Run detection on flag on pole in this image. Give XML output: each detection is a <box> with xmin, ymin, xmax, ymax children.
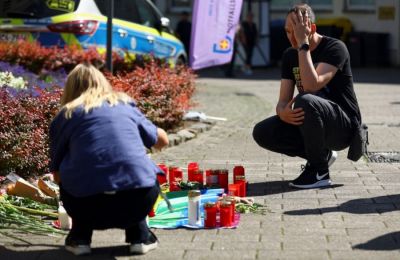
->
<box><xmin>189</xmin><ymin>0</ymin><xmax>243</xmax><ymax>70</ymax></box>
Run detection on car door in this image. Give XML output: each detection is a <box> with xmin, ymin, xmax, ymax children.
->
<box><xmin>94</xmin><ymin>0</ymin><xmax>154</xmax><ymax>56</ymax></box>
<box><xmin>134</xmin><ymin>0</ymin><xmax>175</xmax><ymax>60</ymax></box>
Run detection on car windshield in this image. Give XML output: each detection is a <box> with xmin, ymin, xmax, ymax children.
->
<box><xmin>0</xmin><ymin>0</ymin><xmax>80</xmax><ymax>18</ymax></box>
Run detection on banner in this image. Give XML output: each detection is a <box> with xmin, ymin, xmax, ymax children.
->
<box><xmin>190</xmin><ymin>0</ymin><xmax>243</xmax><ymax>70</ymax></box>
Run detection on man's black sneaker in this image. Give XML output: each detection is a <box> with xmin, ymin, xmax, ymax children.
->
<box><xmin>129</xmin><ymin>229</ymin><xmax>158</xmax><ymax>254</ymax></box>
<box><xmin>289</xmin><ymin>164</ymin><xmax>331</xmax><ymax>189</ymax></box>
<box><xmin>328</xmin><ymin>150</ymin><xmax>337</xmax><ymax>167</ymax></box>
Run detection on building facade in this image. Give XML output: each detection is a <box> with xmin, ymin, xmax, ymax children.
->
<box><xmin>153</xmin><ymin>0</ymin><xmax>400</xmax><ymax>66</ymax></box>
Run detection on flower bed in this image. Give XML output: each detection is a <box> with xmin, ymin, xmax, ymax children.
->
<box><xmin>0</xmin><ymin>41</ymin><xmax>196</xmax><ymax>179</ymax></box>
<box><xmin>0</xmin><ymin>61</ymin><xmax>67</xmax><ymax>92</ymax></box>
<box><xmin>0</xmin><ymin>40</ymin><xmax>156</xmax><ymax>74</ymax></box>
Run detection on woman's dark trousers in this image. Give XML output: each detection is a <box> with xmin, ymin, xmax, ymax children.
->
<box><xmin>60</xmin><ymin>184</ymin><xmax>159</xmax><ymax>245</ymax></box>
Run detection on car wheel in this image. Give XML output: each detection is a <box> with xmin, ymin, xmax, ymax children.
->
<box><xmin>176</xmin><ymin>56</ymin><xmax>186</xmax><ymax>66</ymax></box>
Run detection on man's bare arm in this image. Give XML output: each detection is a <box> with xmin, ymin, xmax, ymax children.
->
<box><xmin>276</xmin><ymin>79</ymin><xmax>305</xmax><ymax>125</ymax></box>
<box><xmin>298</xmin><ymin>51</ymin><xmax>338</xmax><ymax>92</ymax></box>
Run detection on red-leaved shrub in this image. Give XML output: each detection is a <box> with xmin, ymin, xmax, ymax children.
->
<box><xmin>109</xmin><ymin>61</ymin><xmax>196</xmax><ymax>129</ymax></box>
<box><xmin>0</xmin><ymin>41</ymin><xmax>197</xmax><ymax>178</ymax></box>
<box><xmin>0</xmin><ymin>40</ymin><xmax>155</xmax><ymax>74</ymax></box>
<box><xmin>0</xmin><ymin>88</ymin><xmax>62</xmax><ymax>178</ymax></box>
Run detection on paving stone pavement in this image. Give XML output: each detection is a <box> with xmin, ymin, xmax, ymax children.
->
<box><xmin>1</xmin><ymin>67</ymin><xmax>400</xmax><ymax>260</ymax></box>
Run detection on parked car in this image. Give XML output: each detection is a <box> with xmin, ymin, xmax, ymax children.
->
<box><xmin>0</xmin><ymin>0</ymin><xmax>187</xmax><ymax>65</ymax></box>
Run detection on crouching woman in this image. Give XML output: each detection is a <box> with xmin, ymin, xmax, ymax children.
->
<box><xmin>49</xmin><ymin>63</ymin><xmax>169</xmax><ymax>256</ymax></box>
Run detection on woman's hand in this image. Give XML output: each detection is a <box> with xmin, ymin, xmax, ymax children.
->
<box><xmin>278</xmin><ymin>98</ymin><xmax>304</xmax><ymax>125</ymax></box>
<box><xmin>153</xmin><ymin>128</ymin><xmax>169</xmax><ymax>150</ymax></box>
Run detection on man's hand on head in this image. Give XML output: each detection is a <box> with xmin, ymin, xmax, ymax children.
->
<box><xmin>290</xmin><ymin>10</ymin><xmax>311</xmax><ymax>48</ymax></box>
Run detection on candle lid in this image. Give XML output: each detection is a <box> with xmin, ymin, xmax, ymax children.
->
<box><xmin>219</xmin><ymin>169</ymin><xmax>228</xmax><ymax>174</ymax></box>
<box><xmin>224</xmin><ymin>196</ymin><xmax>236</xmax><ymax>201</ymax></box>
<box><xmin>221</xmin><ymin>200</ymin><xmax>232</xmax><ymax>207</ymax></box>
<box><xmin>188</xmin><ymin>190</ymin><xmax>201</xmax><ymax>197</ymax></box>
<box><xmin>233</xmin><ymin>165</ymin><xmax>245</xmax><ymax>174</ymax></box>
<box><xmin>169</xmin><ymin>166</ymin><xmax>180</xmax><ymax>171</ymax></box>
<box><xmin>204</xmin><ymin>202</ymin><xmax>216</xmax><ymax>207</ymax></box>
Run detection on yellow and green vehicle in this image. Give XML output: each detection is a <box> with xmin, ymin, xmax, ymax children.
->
<box><xmin>0</xmin><ymin>0</ymin><xmax>187</xmax><ymax>64</ymax></box>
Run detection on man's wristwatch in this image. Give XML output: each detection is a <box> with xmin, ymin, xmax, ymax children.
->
<box><xmin>298</xmin><ymin>43</ymin><xmax>310</xmax><ymax>52</ymax></box>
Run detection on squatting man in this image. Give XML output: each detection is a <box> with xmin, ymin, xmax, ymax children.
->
<box><xmin>253</xmin><ymin>4</ymin><xmax>362</xmax><ymax>189</ymax></box>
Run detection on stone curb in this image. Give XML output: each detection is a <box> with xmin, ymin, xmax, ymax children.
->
<box><xmin>149</xmin><ymin>121</ymin><xmax>215</xmax><ymax>154</ymax></box>
<box><xmin>168</xmin><ymin>121</ymin><xmax>215</xmax><ymax>147</ymax></box>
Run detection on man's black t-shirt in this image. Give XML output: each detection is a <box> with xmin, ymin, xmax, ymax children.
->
<box><xmin>281</xmin><ymin>36</ymin><xmax>361</xmax><ymax>124</ymax></box>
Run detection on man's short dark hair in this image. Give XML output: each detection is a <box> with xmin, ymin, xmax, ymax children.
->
<box><xmin>288</xmin><ymin>3</ymin><xmax>316</xmax><ymax>23</ymax></box>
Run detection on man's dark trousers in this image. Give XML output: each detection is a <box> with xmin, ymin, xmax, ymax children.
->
<box><xmin>253</xmin><ymin>93</ymin><xmax>354</xmax><ymax>170</ymax></box>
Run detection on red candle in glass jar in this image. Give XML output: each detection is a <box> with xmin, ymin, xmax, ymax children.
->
<box><xmin>218</xmin><ymin>169</ymin><xmax>229</xmax><ymax>192</ymax></box>
<box><xmin>224</xmin><ymin>196</ymin><xmax>236</xmax><ymax>223</ymax></box>
<box><xmin>192</xmin><ymin>170</ymin><xmax>204</xmax><ymax>184</ymax></box>
<box><xmin>220</xmin><ymin>201</ymin><xmax>232</xmax><ymax>227</ymax></box>
<box><xmin>205</xmin><ymin>169</ymin><xmax>218</xmax><ymax>187</ymax></box>
<box><xmin>228</xmin><ymin>183</ymin><xmax>240</xmax><ymax>196</ymax></box>
<box><xmin>233</xmin><ymin>165</ymin><xmax>245</xmax><ymax>183</ymax></box>
<box><xmin>169</xmin><ymin>167</ymin><xmax>183</xmax><ymax>191</ymax></box>
<box><xmin>157</xmin><ymin>164</ymin><xmax>168</xmax><ymax>185</ymax></box>
<box><xmin>169</xmin><ymin>166</ymin><xmax>179</xmax><ymax>184</ymax></box>
<box><xmin>187</xmin><ymin>162</ymin><xmax>199</xmax><ymax>182</ymax></box>
<box><xmin>204</xmin><ymin>202</ymin><xmax>217</xmax><ymax>228</ymax></box>
<box><xmin>234</xmin><ymin>175</ymin><xmax>246</xmax><ymax>197</ymax></box>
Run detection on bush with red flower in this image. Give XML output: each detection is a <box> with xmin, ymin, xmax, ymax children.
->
<box><xmin>0</xmin><ymin>40</ymin><xmax>196</xmax><ymax>179</ymax></box>
<box><xmin>0</xmin><ymin>40</ymin><xmax>156</xmax><ymax>74</ymax></box>
<box><xmin>0</xmin><ymin>88</ymin><xmax>62</xmax><ymax>178</ymax></box>
<box><xmin>109</xmin><ymin>61</ymin><xmax>196</xmax><ymax>129</ymax></box>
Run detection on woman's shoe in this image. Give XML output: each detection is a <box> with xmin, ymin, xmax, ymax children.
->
<box><xmin>65</xmin><ymin>240</ymin><xmax>91</xmax><ymax>256</ymax></box>
<box><xmin>129</xmin><ymin>229</ymin><xmax>158</xmax><ymax>254</ymax></box>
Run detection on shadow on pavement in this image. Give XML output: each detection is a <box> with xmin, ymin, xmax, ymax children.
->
<box><xmin>246</xmin><ymin>180</ymin><xmax>343</xmax><ymax>196</ymax></box>
<box><xmin>283</xmin><ymin>194</ymin><xmax>400</xmax><ymax>215</ymax></box>
<box><xmin>353</xmin><ymin>232</ymin><xmax>400</xmax><ymax>251</ymax></box>
<box><xmin>197</xmin><ymin>66</ymin><xmax>281</xmax><ymax>81</ymax></box>
<box><xmin>0</xmin><ymin>244</ymin><xmax>138</xmax><ymax>259</ymax></box>
<box><xmin>282</xmin><ymin>195</ymin><xmax>400</xmax><ymax>251</ymax></box>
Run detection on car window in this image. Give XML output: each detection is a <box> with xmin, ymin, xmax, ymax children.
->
<box><xmin>134</xmin><ymin>0</ymin><xmax>159</xmax><ymax>28</ymax></box>
<box><xmin>94</xmin><ymin>0</ymin><xmax>140</xmax><ymax>24</ymax></box>
<box><xmin>0</xmin><ymin>0</ymin><xmax>79</xmax><ymax>18</ymax></box>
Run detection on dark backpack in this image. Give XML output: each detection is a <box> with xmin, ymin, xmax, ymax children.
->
<box><xmin>347</xmin><ymin>123</ymin><xmax>369</xmax><ymax>161</ymax></box>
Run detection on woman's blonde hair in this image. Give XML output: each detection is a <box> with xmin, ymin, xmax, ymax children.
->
<box><xmin>61</xmin><ymin>63</ymin><xmax>131</xmax><ymax>118</ymax></box>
